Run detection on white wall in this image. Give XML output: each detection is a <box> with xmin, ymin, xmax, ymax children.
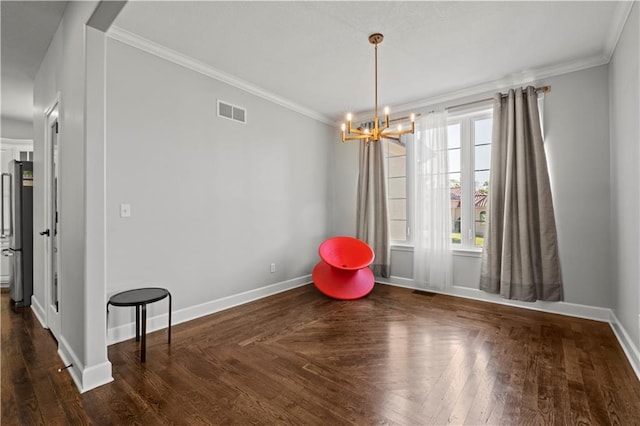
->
<box><xmin>609</xmin><ymin>2</ymin><xmax>639</xmax><ymax>349</ymax></box>
<box><xmin>332</xmin><ymin>64</ymin><xmax>613</xmax><ymax>310</ymax></box>
<box><xmin>1</xmin><ymin>117</ymin><xmax>33</xmax><ymax>140</ymax></box>
<box><xmin>104</xmin><ymin>38</ymin><xmax>334</xmax><ymax>328</ymax></box>
<box><xmin>32</xmin><ymin>9</ymin><xmax>63</xmax><ymax>327</ymax></box>
<box><xmin>33</xmin><ymin>1</ymin><xmax>112</xmax><ymax>392</ymax></box>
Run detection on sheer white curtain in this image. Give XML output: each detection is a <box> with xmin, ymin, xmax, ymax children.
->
<box><xmin>413</xmin><ymin>111</ymin><xmax>452</xmax><ymax>289</ymax></box>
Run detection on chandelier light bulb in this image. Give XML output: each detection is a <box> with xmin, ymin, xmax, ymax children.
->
<box><xmin>347</xmin><ymin>113</ymin><xmax>353</xmax><ymax>122</ymax></box>
<box><xmin>410</xmin><ymin>113</ymin><xmax>415</xmax><ymax>122</ymax></box>
<box><xmin>384</xmin><ymin>106</ymin><xmax>390</xmax><ymax>116</ymax></box>
<box><xmin>341</xmin><ymin>123</ymin><xmax>346</xmax><ymax>131</ymax></box>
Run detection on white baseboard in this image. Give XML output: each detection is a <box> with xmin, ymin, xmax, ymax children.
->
<box><xmin>108</xmin><ymin>275</ymin><xmax>312</xmax><ymax>345</ymax></box>
<box><xmin>31</xmin><ymin>295</ymin><xmax>47</xmax><ymax>328</ymax></box>
<box><xmin>377</xmin><ymin>276</ymin><xmax>611</xmax><ymax>322</ymax></box>
<box><xmin>609</xmin><ymin>311</ymin><xmax>640</xmax><ymax>380</ymax></box>
<box><xmin>58</xmin><ymin>335</ymin><xmax>114</xmax><ymax>393</ymax></box>
<box><xmin>57</xmin><ymin>335</ymin><xmax>85</xmax><ymax>392</ymax></box>
<box><xmin>81</xmin><ymin>362</ymin><xmax>114</xmax><ymax>393</ymax></box>
<box><xmin>378</xmin><ymin>276</ymin><xmax>640</xmax><ymax>381</ymax></box>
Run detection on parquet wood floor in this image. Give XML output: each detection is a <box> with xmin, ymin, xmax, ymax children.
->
<box><xmin>2</xmin><ymin>284</ymin><xmax>640</xmax><ymax>425</ymax></box>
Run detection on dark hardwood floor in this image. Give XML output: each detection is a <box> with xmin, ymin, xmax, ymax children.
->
<box><xmin>2</xmin><ymin>284</ymin><xmax>640</xmax><ymax>425</ymax></box>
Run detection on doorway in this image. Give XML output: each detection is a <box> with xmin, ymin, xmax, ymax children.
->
<box><xmin>44</xmin><ymin>102</ymin><xmax>60</xmax><ymax>340</ymax></box>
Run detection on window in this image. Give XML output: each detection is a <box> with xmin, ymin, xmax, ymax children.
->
<box><xmin>383</xmin><ymin>106</ymin><xmax>493</xmax><ymax>250</ymax></box>
<box><xmin>383</xmin><ymin>138</ymin><xmax>410</xmax><ymax>243</ymax></box>
<box><xmin>448</xmin><ymin>108</ymin><xmax>493</xmax><ymax>249</ymax></box>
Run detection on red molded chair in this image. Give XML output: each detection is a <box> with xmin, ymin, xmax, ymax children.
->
<box><xmin>312</xmin><ymin>236</ymin><xmax>375</xmax><ymax>300</ymax></box>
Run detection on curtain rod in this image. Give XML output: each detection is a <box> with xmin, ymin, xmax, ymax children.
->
<box><xmin>360</xmin><ymin>113</ymin><xmax>422</xmax><ymax>126</ymax></box>
<box><xmin>389</xmin><ymin>113</ymin><xmax>422</xmax><ymax>124</ymax></box>
<box><xmin>446</xmin><ymin>85</ymin><xmax>551</xmax><ymax>111</ymax></box>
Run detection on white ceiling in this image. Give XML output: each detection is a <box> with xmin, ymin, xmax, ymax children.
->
<box><xmin>112</xmin><ymin>1</ymin><xmax>631</xmax><ymax>122</ymax></box>
<box><xmin>1</xmin><ymin>1</ymin><xmax>67</xmax><ymax>123</ymax></box>
<box><xmin>0</xmin><ymin>1</ymin><xmax>632</xmax><ymax>125</ymax></box>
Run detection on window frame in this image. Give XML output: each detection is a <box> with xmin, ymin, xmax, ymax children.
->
<box><xmin>384</xmin><ymin>105</ymin><xmax>493</xmax><ymax>253</ymax></box>
<box><xmin>383</xmin><ymin>133</ymin><xmax>414</xmax><ymax>245</ymax></box>
<box><xmin>447</xmin><ymin>106</ymin><xmax>493</xmax><ymax>251</ymax></box>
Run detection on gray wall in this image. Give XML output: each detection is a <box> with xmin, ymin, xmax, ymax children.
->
<box><xmin>105</xmin><ymin>38</ymin><xmax>334</xmax><ymax>325</ymax></box>
<box><xmin>609</xmin><ymin>3</ymin><xmax>639</xmax><ymax>348</ymax></box>
<box><xmin>332</xmin><ymin>64</ymin><xmax>613</xmax><ymax>310</ymax></box>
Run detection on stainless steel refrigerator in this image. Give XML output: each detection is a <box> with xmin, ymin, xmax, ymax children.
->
<box><xmin>1</xmin><ymin>160</ymin><xmax>33</xmax><ymax>307</ymax></box>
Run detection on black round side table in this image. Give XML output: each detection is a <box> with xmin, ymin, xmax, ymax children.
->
<box><xmin>107</xmin><ymin>287</ymin><xmax>172</xmax><ymax>362</ymax></box>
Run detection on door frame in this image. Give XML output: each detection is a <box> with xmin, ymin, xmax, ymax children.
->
<box><xmin>43</xmin><ymin>97</ymin><xmax>61</xmax><ymax>339</ymax></box>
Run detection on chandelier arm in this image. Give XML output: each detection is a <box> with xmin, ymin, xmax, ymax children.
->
<box><xmin>343</xmin><ymin>134</ymin><xmax>371</xmax><ymax>142</ymax></box>
<box><xmin>381</xmin><ymin>127</ymin><xmax>415</xmax><ymax>138</ymax></box>
<box><xmin>349</xmin><ymin>128</ymin><xmax>372</xmax><ymax>136</ymax></box>
<box><xmin>382</xmin><ymin>121</ymin><xmax>415</xmax><ymax>137</ymax></box>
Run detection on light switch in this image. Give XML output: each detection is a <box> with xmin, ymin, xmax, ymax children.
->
<box><xmin>120</xmin><ymin>203</ymin><xmax>131</xmax><ymax>218</ymax></box>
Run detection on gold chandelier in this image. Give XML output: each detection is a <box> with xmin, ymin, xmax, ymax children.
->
<box><xmin>341</xmin><ymin>33</ymin><xmax>415</xmax><ymax>143</ymax></box>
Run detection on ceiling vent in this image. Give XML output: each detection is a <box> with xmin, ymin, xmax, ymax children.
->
<box><xmin>217</xmin><ymin>100</ymin><xmax>246</xmax><ymax>124</ymax></box>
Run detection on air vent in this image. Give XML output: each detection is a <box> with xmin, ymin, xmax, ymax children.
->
<box><xmin>217</xmin><ymin>100</ymin><xmax>246</xmax><ymax>124</ymax></box>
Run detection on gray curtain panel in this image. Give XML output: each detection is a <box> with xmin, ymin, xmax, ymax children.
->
<box><xmin>356</xmin><ymin>134</ymin><xmax>391</xmax><ymax>278</ymax></box>
<box><xmin>479</xmin><ymin>87</ymin><xmax>563</xmax><ymax>301</ymax></box>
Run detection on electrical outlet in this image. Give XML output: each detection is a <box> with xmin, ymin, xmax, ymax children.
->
<box><xmin>120</xmin><ymin>203</ymin><xmax>131</xmax><ymax>218</ymax></box>
<box><xmin>270</xmin><ymin>263</ymin><xmax>276</xmax><ymax>273</ymax></box>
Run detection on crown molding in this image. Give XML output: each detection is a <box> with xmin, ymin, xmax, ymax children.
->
<box><xmin>604</xmin><ymin>0</ymin><xmax>636</xmax><ymax>62</ymax></box>
<box><xmin>350</xmin><ymin>53</ymin><xmax>611</xmax><ymax>123</ymax></box>
<box><xmin>1</xmin><ymin>137</ymin><xmax>33</xmax><ymax>145</ymax></box>
<box><xmin>106</xmin><ymin>26</ymin><xmax>334</xmax><ymax>125</ymax></box>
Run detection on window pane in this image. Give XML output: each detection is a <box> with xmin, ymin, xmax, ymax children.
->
<box><xmin>474</xmin><ymin>171</ymin><xmax>489</xmax><ymax>247</ymax></box>
<box><xmin>384</xmin><ymin>138</ymin><xmax>408</xmax><ymax>243</ymax></box>
<box><xmin>474</xmin><ymin>118</ymin><xmax>492</xmax><ymax>145</ymax></box>
<box><xmin>390</xmin><ymin>220</ymin><xmax>407</xmax><ymax>242</ymax></box>
<box><xmin>449</xmin><ymin>172</ymin><xmax>461</xmax><ymax>189</ymax></box>
<box><xmin>448</xmin><ymin>148</ymin><xmax>461</xmax><ymax>173</ymax></box>
<box><xmin>475</xmin><ymin>144</ymin><xmax>491</xmax><ymax>171</ymax></box>
<box><xmin>388</xmin><ymin>177</ymin><xmax>406</xmax><ymax>199</ymax></box>
<box><xmin>389</xmin><ymin>199</ymin><xmax>406</xmax><ymax>221</ymax></box>
<box><xmin>447</xmin><ymin>123</ymin><xmax>461</xmax><ymax>148</ymax></box>
<box><xmin>474</xmin><ymin>170</ymin><xmax>490</xmax><ymax>191</ymax></box>
<box><xmin>449</xmin><ymin>173</ymin><xmax>461</xmax><ymax>245</ymax></box>
<box><xmin>387</xmin><ymin>141</ymin><xmax>405</xmax><ymax>156</ymax></box>
<box><xmin>388</xmin><ymin>156</ymin><xmax>406</xmax><ymax>178</ymax></box>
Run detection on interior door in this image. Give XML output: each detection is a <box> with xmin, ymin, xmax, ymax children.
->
<box><xmin>45</xmin><ymin>104</ymin><xmax>60</xmax><ymax>340</ymax></box>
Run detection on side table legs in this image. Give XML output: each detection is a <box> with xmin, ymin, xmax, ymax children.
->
<box><xmin>141</xmin><ymin>303</ymin><xmax>147</xmax><ymax>362</ymax></box>
<box><xmin>168</xmin><ymin>292</ymin><xmax>172</xmax><ymax>344</ymax></box>
<box><xmin>135</xmin><ymin>305</ymin><xmax>140</xmax><ymax>342</ymax></box>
